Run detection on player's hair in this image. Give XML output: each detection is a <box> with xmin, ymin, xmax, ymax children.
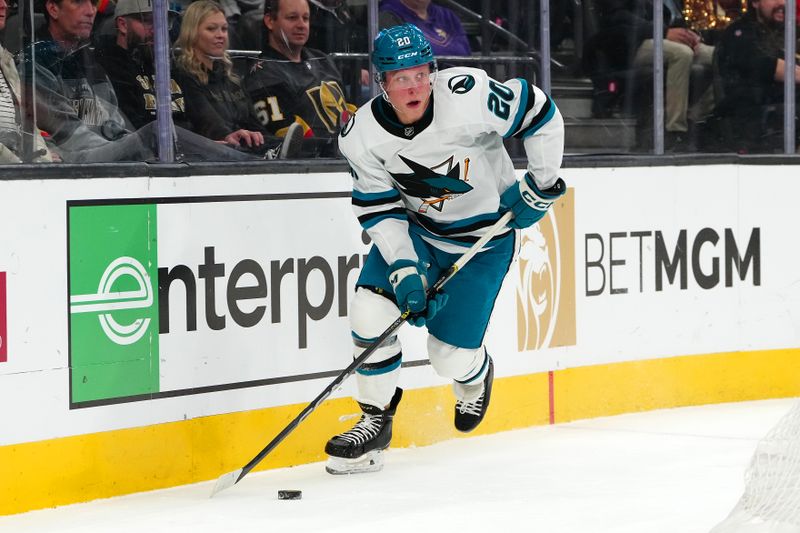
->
<box><xmin>174</xmin><ymin>0</ymin><xmax>236</xmax><ymax>85</ymax></box>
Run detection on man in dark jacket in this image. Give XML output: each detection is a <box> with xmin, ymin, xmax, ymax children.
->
<box><xmin>94</xmin><ymin>0</ymin><xmax>187</xmax><ymax>130</ymax></box>
<box><xmin>714</xmin><ymin>0</ymin><xmax>800</xmax><ymax>152</ymax></box>
<box><xmin>244</xmin><ymin>0</ymin><xmax>356</xmax><ymax>157</ymax></box>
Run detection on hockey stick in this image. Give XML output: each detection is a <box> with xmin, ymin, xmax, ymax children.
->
<box><xmin>210</xmin><ymin>211</ymin><xmax>514</xmax><ymax>497</ymax></box>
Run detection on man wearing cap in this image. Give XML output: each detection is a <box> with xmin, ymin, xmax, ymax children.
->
<box><xmin>94</xmin><ymin>0</ymin><xmax>187</xmax><ymax>130</ymax></box>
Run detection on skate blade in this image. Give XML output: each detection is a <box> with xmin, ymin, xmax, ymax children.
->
<box><xmin>325</xmin><ymin>450</ymin><xmax>384</xmax><ymax>475</ymax></box>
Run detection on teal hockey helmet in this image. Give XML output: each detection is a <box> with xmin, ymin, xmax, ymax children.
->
<box><xmin>372</xmin><ymin>24</ymin><xmax>436</xmax><ymax>75</ymax></box>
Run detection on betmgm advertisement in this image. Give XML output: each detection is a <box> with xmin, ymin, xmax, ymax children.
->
<box><xmin>66</xmin><ymin>189</ymin><xmax>576</xmax><ymax>410</ymax></box>
<box><xmin>513</xmin><ymin>190</ymin><xmax>575</xmax><ymax>352</ymax></box>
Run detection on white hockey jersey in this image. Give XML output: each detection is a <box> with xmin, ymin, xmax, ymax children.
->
<box><xmin>338</xmin><ymin>66</ymin><xmax>564</xmax><ymax>265</ymax></box>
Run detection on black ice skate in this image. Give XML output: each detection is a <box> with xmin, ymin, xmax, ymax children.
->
<box><xmin>454</xmin><ymin>356</ymin><xmax>494</xmax><ymax>433</ymax></box>
<box><xmin>325</xmin><ymin>387</ymin><xmax>403</xmax><ymax>475</ymax></box>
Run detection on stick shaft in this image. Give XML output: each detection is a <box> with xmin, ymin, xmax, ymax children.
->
<box><xmin>236</xmin><ymin>311</ymin><xmax>407</xmax><ymax>481</ymax></box>
<box><xmin>218</xmin><ymin>212</ymin><xmax>513</xmax><ymax>491</ymax></box>
<box><xmin>431</xmin><ymin>212</ymin><xmax>513</xmax><ymax>293</ymax></box>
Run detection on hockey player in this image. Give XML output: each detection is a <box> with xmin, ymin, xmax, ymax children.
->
<box><xmin>325</xmin><ymin>23</ymin><xmax>566</xmax><ymax>474</ymax></box>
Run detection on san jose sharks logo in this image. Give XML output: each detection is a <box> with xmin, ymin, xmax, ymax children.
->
<box><xmin>448</xmin><ymin>74</ymin><xmax>475</xmax><ymax>94</ymax></box>
<box><xmin>388</xmin><ymin>155</ymin><xmax>473</xmax><ymax>213</ymax></box>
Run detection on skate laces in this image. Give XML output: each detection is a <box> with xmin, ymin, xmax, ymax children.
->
<box><xmin>339</xmin><ymin>414</ymin><xmax>383</xmax><ymax>445</ymax></box>
<box><xmin>456</xmin><ymin>394</ymin><xmax>484</xmax><ymax>416</ymax></box>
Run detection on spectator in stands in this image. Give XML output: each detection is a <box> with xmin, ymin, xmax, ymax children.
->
<box><xmin>713</xmin><ymin>0</ymin><xmax>800</xmax><ymax>152</ymax></box>
<box><xmin>25</xmin><ymin>0</ymin><xmax>268</xmax><ymax>162</ymax></box>
<box><xmin>174</xmin><ymin>0</ymin><xmax>302</xmax><ymax>156</ymax></box>
<box><xmin>0</xmin><ymin>0</ymin><xmax>52</xmax><ymax>163</ymax></box>
<box><xmin>221</xmin><ymin>2</ymin><xmax>263</xmax><ymax>51</ymax></box>
<box><xmin>22</xmin><ymin>0</ymin><xmax>157</xmax><ymax>162</ymax></box>
<box><xmin>244</xmin><ymin>0</ymin><xmax>356</xmax><ymax>157</ymax></box>
<box><xmin>378</xmin><ymin>0</ymin><xmax>471</xmax><ymax>56</ymax></box>
<box><xmin>595</xmin><ymin>0</ymin><xmax>715</xmax><ymax>150</ymax></box>
<box><xmin>94</xmin><ymin>0</ymin><xmax>188</xmax><ymax>130</ymax></box>
<box><xmin>92</xmin><ymin>0</ymin><xmax>180</xmax><ymax>49</ymax></box>
<box><xmin>306</xmin><ymin>0</ymin><xmax>365</xmax><ymax>54</ymax></box>
<box><xmin>306</xmin><ymin>0</ymin><xmax>370</xmax><ymax>105</ymax></box>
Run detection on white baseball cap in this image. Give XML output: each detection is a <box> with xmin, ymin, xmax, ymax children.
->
<box><xmin>114</xmin><ymin>0</ymin><xmax>153</xmax><ymax>17</ymax></box>
<box><xmin>115</xmin><ymin>0</ymin><xmax>177</xmax><ymax>18</ymax></box>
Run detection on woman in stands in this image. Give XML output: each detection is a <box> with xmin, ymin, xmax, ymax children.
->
<box><xmin>174</xmin><ymin>0</ymin><xmax>300</xmax><ymax>157</ymax></box>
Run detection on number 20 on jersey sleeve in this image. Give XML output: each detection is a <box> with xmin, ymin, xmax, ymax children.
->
<box><xmin>487</xmin><ymin>80</ymin><xmax>515</xmax><ymax>120</ymax></box>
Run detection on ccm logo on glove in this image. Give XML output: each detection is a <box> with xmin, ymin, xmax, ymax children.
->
<box><xmin>500</xmin><ymin>173</ymin><xmax>566</xmax><ymax>230</ymax></box>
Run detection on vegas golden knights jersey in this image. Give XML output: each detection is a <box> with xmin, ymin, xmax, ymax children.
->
<box><xmin>244</xmin><ymin>46</ymin><xmax>357</xmax><ymax>142</ymax></box>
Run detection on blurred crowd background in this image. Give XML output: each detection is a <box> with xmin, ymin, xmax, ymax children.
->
<box><xmin>0</xmin><ymin>0</ymin><xmax>796</xmax><ymax>163</ymax></box>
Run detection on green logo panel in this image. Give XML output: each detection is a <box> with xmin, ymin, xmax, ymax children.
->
<box><xmin>69</xmin><ymin>204</ymin><xmax>159</xmax><ymax>405</ymax></box>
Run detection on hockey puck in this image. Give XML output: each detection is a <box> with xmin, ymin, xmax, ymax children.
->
<box><xmin>277</xmin><ymin>490</ymin><xmax>302</xmax><ymax>500</ymax></box>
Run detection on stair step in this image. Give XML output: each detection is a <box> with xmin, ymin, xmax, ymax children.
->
<box><xmin>551</xmin><ymin>81</ymin><xmax>593</xmax><ymax>96</ymax></box>
<box><xmin>564</xmin><ymin>117</ymin><xmax>638</xmax><ymax>152</ymax></box>
<box><xmin>555</xmin><ymin>97</ymin><xmax>593</xmax><ymax>120</ymax></box>
<box><xmin>551</xmin><ymin>80</ymin><xmax>594</xmax><ymax>118</ymax></box>
<box><xmin>564</xmin><ymin>117</ymin><xmax>638</xmax><ymax>128</ymax></box>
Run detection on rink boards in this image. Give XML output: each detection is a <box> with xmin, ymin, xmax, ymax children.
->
<box><xmin>1</xmin><ymin>163</ymin><xmax>799</xmax><ymax>514</ymax></box>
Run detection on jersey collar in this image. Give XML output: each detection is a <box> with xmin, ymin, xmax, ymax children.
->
<box><xmin>372</xmin><ymin>93</ymin><xmax>434</xmax><ymax>140</ymax></box>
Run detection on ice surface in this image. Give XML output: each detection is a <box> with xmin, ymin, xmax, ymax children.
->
<box><xmin>1</xmin><ymin>398</ymin><xmax>794</xmax><ymax>533</ymax></box>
